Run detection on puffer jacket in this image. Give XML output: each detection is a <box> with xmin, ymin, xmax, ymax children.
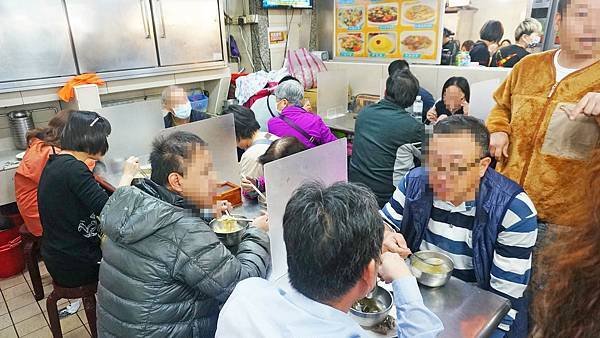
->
<box><xmin>96</xmin><ymin>179</ymin><xmax>271</xmax><ymax>338</ymax></box>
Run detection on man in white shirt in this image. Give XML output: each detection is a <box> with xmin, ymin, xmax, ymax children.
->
<box><xmin>226</xmin><ymin>105</ymin><xmax>278</xmax><ymax>179</ymax></box>
<box><xmin>216</xmin><ymin>182</ymin><xmax>443</xmax><ymax>338</ymax></box>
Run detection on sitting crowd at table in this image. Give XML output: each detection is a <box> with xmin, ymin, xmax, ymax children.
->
<box><xmin>10</xmin><ymin>0</ymin><xmax>598</xmax><ymax>336</ymax></box>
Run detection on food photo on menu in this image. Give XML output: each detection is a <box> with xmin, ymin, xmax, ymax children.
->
<box><xmin>338</xmin><ymin>32</ymin><xmax>365</xmax><ymax>56</ymax></box>
<box><xmin>337</xmin><ymin>6</ymin><xmax>365</xmax><ymax>29</ymax></box>
<box><xmin>368</xmin><ymin>32</ymin><xmax>398</xmax><ymax>57</ymax></box>
<box><xmin>367</xmin><ymin>4</ymin><xmax>399</xmax><ymax>26</ymax></box>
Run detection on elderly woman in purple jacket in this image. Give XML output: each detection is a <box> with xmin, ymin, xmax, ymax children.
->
<box><xmin>267</xmin><ymin>80</ymin><xmax>338</xmax><ymax>149</ymax></box>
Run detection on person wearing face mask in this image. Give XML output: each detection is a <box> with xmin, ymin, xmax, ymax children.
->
<box><xmin>491</xmin><ymin>18</ymin><xmax>543</xmax><ymax>68</ymax></box>
<box><xmin>37</xmin><ymin>111</ymin><xmax>140</xmax><ymax>288</ymax></box>
<box><xmin>470</xmin><ymin>20</ymin><xmax>505</xmax><ymax>66</ymax></box>
<box><xmin>425</xmin><ymin>77</ymin><xmax>470</xmax><ymax>125</ymax></box>
<box><xmin>267</xmin><ymin>80</ymin><xmax>338</xmax><ymax>149</ymax></box>
<box><xmin>161</xmin><ymin>85</ymin><xmax>208</xmax><ymax>128</ymax></box>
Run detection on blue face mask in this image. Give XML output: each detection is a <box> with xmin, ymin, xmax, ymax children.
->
<box><xmin>172</xmin><ymin>101</ymin><xmax>192</xmax><ymax>119</ymax></box>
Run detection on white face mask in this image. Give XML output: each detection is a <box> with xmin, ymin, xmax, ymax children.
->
<box><xmin>172</xmin><ymin>101</ymin><xmax>192</xmax><ymax>119</ymax></box>
<box><xmin>527</xmin><ymin>35</ymin><xmax>541</xmax><ymax>48</ymax></box>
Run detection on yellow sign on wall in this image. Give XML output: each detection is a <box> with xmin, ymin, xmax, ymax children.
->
<box><xmin>334</xmin><ymin>0</ymin><xmax>444</xmax><ymax>64</ymax></box>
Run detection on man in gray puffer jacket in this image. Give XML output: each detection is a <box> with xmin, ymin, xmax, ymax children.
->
<box><xmin>97</xmin><ymin>131</ymin><xmax>271</xmax><ymax>337</ymax></box>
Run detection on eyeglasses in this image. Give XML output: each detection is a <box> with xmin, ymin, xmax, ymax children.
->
<box><xmin>426</xmin><ymin>157</ymin><xmax>484</xmax><ymax>176</ymax></box>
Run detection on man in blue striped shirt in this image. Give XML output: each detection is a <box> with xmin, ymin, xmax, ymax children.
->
<box><xmin>381</xmin><ymin>116</ymin><xmax>537</xmax><ymax>338</ymax></box>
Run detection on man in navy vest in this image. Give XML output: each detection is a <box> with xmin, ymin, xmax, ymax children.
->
<box><xmin>380</xmin><ymin>116</ymin><xmax>537</xmax><ymax>338</ymax></box>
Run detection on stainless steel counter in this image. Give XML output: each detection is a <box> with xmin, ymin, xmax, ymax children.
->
<box><xmin>324</xmin><ymin>113</ymin><xmax>356</xmax><ymax>134</ymax></box>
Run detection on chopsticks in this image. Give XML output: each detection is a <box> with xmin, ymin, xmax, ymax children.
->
<box><xmin>241</xmin><ymin>175</ymin><xmax>267</xmax><ymax>200</ymax></box>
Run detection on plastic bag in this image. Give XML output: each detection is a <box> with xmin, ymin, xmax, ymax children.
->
<box><xmin>286</xmin><ymin>48</ymin><xmax>327</xmax><ymax>90</ymax></box>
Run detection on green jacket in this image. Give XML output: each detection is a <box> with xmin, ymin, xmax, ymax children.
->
<box><xmin>97</xmin><ymin>180</ymin><xmax>270</xmax><ymax>337</ymax></box>
<box><xmin>349</xmin><ymin>99</ymin><xmax>424</xmax><ymax>207</ymax></box>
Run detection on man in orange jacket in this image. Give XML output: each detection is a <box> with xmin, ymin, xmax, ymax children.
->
<box><xmin>487</xmin><ymin>0</ymin><xmax>599</xmax><ymax>228</ymax></box>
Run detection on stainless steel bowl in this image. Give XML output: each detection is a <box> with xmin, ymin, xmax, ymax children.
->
<box><xmin>209</xmin><ymin>217</ymin><xmax>249</xmax><ymax>247</ymax></box>
<box><xmin>409</xmin><ymin>250</ymin><xmax>454</xmax><ymax>287</ymax></box>
<box><xmin>349</xmin><ymin>286</ymin><xmax>393</xmax><ymax>327</ymax></box>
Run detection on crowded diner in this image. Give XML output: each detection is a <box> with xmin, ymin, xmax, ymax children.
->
<box><xmin>0</xmin><ymin>0</ymin><xmax>598</xmax><ymax>337</ymax></box>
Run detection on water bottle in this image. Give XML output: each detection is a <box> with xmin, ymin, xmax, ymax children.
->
<box><xmin>412</xmin><ymin>95</ymin><xmax>423</xmax><ymax>121</ymax></box>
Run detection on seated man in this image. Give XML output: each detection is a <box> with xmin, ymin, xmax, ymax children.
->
<box><xmin>162</xmin><ymin>85</ymin><xmax>208</xmax><ymax>128</ymax></box>
<box><xmin>381</xmin><ymin>116</ymin><xmax>537</xmax><ymax>337</ymax></box>
<box><xmin>97</xmin><ymin>131</ymin><xmax>271</xmax><ymax>337</ymax></box>
<box><xmin>216</xmin><ymin>181</ymin><xmax>443</xmax><ymax>337</ymax></box>
<box><xmin>226</xmin><ymin>104</ymin><xmax>279</xmax><ymax>178</ymax></box>
<box><xmin>350</xmin><ymin>69</ymin><xmax>424</xmax><ymax>207</ymax></box>
<box><xmin>388</xmin><ymin>59</ymin><xmax>435</xmax><ymax>114</ymax></box>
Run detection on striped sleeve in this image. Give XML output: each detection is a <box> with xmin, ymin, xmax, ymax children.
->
<box><xmin>490</xmin><ymin>192</ymin><xmax>538</xmax><ymax>334</ymax></box>
<box><xmin>380</xmin><ymin>175</ymin><xmax>408</xmax><ymax>232</ymax></box>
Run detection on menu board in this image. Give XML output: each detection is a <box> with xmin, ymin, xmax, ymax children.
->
<box><xmin>334</xmin><ymin>0</ymin><xmax>443</xmax><ymax>64</ymax></box>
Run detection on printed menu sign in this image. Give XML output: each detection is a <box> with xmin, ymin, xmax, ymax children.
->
<box><xmin>335</xmin><ymin>0</ymin><xmax>443</xmax><ymax>64</ymax></box>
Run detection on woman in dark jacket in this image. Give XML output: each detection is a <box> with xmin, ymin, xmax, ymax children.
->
<box><xmin>37</xmin><ymin>110</ymin><xmax>139</xmax><ymax>288</ymax></box>
<box><xmin>425</xmin><ymin>77</ymin><xmax>470</xmax><ymax>125</ymax></box>
<box><xmin>470</xmin><ymin>20</ymin><xmax>504</xmax><ymax>66</ymax></box>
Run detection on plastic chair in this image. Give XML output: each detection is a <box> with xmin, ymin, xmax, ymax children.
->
<box><xmin>19</xmin><ymin>225</ymin><xmax>44</xmax><ymax>300</ymax></box>
<box><xmin>46</xmin><ymin>281</ymin><xmax>97</xmax><ymax>338</ymax></box>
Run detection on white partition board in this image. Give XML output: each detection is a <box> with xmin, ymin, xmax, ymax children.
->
<box><xmin>100</xmin><ymin>99</ymin><xmax>164</xmax><ymax>165</ymax></box>
<box><xmin>160</xmin><ymin>114</ymin><xmax>239</xmax><ymax>184</ymax></box>
<box><xmin>469</xmin><ymin>78</ymin><xmax>501</xmax><ymax>121</ymax></box>
<box><xmin>264</xmin><ymin>138</ymin><xmax>348</xmax><ymax>280</ymax></box>
<box><xmin>317</xmin><ymin>71</ymin><xmax>349</xmax><ymax>119</ymax></box>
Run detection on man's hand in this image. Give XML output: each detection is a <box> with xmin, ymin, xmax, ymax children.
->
<box><xmin>382</xmin><ymin>231</ymin><xmax>411</xmax><ymax>258</ymax></box>
<box><xmin>490</xmin><ymin>131</ymin><xmax>510</xmax><ymax>160</ymax></box>
<box><xmin>214</xmin><ymin>200</ymin><xmax>233</xmax><ymax>218</ymax></box>
<box><xmin>567</xmin><ymin>92</ymin><xmax>600</xmax><ymax>125</ymax></box>
<box><xmin>379</xmin><ymin>252</ymin><xmax>412</xmax><ymax>283</ymax></box>
<box><xmin>252</xmin><ymin>213</ymin><xmax>269</xmax><ymax>232</ymax></box>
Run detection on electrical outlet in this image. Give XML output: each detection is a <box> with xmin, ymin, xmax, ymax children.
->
<box><xmin>231</xmin><ymin>15</ymin><xmax>259</xmax><ymax>25</ymax></box>
<box><xmin>245</xmin><ymin>14</ymin><xmax>259</xmax><ymax>24</ymax></box>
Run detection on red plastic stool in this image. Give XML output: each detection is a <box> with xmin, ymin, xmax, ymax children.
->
<box><xmin>46</xmin><ymin>281</ymin><xmax>97</xmax><ymax>338</ymax></box>
<box><xmin>19</xmin><ymin>225</ymin><xmax>44</xmax><ymax>300</ymax></box>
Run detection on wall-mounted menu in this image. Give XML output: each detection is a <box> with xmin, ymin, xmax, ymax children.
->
<box><xmin>334</xmin><ymin>0</ymin><xmax>443</xmax><ymax>64</ymax></box>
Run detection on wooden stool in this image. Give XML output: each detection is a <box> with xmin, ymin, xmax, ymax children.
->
<box><xmin>18</xmin><ymin>225</ymin><xmax>44</xmax><ymax>301</ymax></box>
<box><xmin>46</xmin><ymin>281</ymin><xmax>97</xmax><ymax>338</ymax></box>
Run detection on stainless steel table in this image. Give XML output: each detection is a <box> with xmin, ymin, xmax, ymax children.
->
<box><xmin>419</xmin><ymin>277</ymin><xmax>510</xmax><ymax>338</ymax></box>
<box><xmin>324</xmin><ymin>113</ymin><xmax>357</xmax><ymax>134</ymax></box>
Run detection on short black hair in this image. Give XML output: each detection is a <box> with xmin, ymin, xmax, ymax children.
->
<box><xmin>480</xmin><ymin>20</ymin><xmax>504</xmax><ymax>43</ymax></box>
<box><xmin>443</xmin><ymin>27</ymin><xmax>454</xmax><ymax>38</ymax></box>
<box><xmin>461</xmin><ymin>40</ymin><xmax>475</xmax><ymax>51</ymax></box>
<box><xmin>501</xmin><ymin>39</ymin><xmax>512</xmax><ymax>45</ymax></box>
<box><xmin>385</xmin><ymin>70</ymin><xmax>420</xmax><ymax>108</ymax></box>
<box><xmin>442</xmin><ymin>76</ymin><xmax>470</xmax><ymax>102</ymax></box>
<box><xmin>283</xmin><ymin>181</ymin><xmax>384</xmax><ymax>302</ymax></box>
<box><xmin>278</xmin><ymin>75</ymin><xmax>301</xmax><ymax>85</ymax></box>
<box><xmin>150</xmin><ymin>131</ymin><xmax>207</xmax><ymax>186</ymax></box>
<box><xmin>432</xmin><ymin>115</ymin><xmax>490</xmax><ymax>158</ymax></box>
<box><xmin>557</xmin><ymin>0</ymin><xmax>570</xmax><ymax>16</ymax></box>
<box><xmin>224</xmin><ymin>105</ymin><xmax>260</xmax><ymax>141</ymax></box>
<box><xmin>258</xmin><ymin>137</ymin><xmax>306</xmax><ymax>165</ymax></box>
<box><xmin>387</xmin><ymin>59</ymin><xmax>410</xmax><ymax>76</ymax></box>
<box><xmin>60</xmin><ymin>110</ymin><xmax>111</xmax><ymax>156</ymax></box>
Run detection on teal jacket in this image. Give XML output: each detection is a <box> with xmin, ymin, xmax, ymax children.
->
<box><xmin>349</xmin><ymin>99</ymin><xmax>424</xmax><ymax>206</ymax></box>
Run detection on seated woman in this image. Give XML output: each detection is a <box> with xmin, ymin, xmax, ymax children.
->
<box><xmin>37</xmin><ymin>110</ymin><xmax>139</xmax><ymax>288</ymax></box>
<box><xmin>241</xmin><ymin>137</ymin><xmax>306</xmax><ymax>198</ymax></box>
<box><xmin>425</xmin><ymin>76</ymin><xmax>470</xmax><ymax>125</ymax></box>
<box><xmin>162</xmin><ymin>85</ymin><xmax>207</xmax><ymax>128</ymax></box>
<box><xmin>267</xmin><ymin>80</ymin><xmax>338</xmax><ymax>149</ymax></box>
<box><xmin>15</xmin><ymin>110</ymin><xmax>73</xmax><ymax>237</ymax></box>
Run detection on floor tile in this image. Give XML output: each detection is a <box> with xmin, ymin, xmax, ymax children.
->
<box><xmin>2</xmin><ymin>283</ymin><xmax>31</xmax><ymax>301</ymax></box>
<box><xmin>40</xmin><ymin>276</ymin><xmax>52</xmax><ymax>287</ymax></box>
<box><xmin>0</xmin><ymin>275</ymin><xmax>26</xmax><ymax>290</ymax></box>
<box><xmin>15</xmin><ymin>313</ymin><xmax>46</xmax><ymax>336</ymax></box>
<box><xmin>10</xmin><ymin>302</ymin><xmax>41</xmax><ymax>324</ymax></box>
<box><xmin>0</xmin><ymin>313</ymin><xmax>12</xmax><ymax>330</ymax></box>
<box><xmin>6</xmin><ymin>292</ymin><xmax>35</xmax><ymax>312</ymax></box>
<box><xmin>21</xmin><ymin>326</ymin><xmax>52</xmax><ymax>338</ymax></box>
<box><xmin>64</xmin><ymin>326</ymin><xmax>91</xmax><ymax>338</ymax></box>
<box><xmin>0</xmin><ymin>301</ymin><xmax>7</xmax><ymax>316</ymax></box>
<box><xmin>0</xmin><ymin>326</ymin><xmax>17</xmax><ymax>338</ymax></box>
<box><xmin>77</xmin><ymin>310</ymin><xmax>88</xmax><ymax>325</ymax></box>
<box><xmin>59</xmin><ymin>315</ymin><xmax>83</xmax><ymax>334</ymax></box>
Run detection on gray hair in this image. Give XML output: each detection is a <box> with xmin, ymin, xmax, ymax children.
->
<box><xmin>274</xmin><ymin>80</ymin><xmax>304</xmax><ymax>106</ymax></box>
<box><xmin>515</xmin><ymin>18</ymin><xmax>543</xmax><ymax>42</ymax></box>
<box><xmin>161</xmin><ymin>85</ymin><xmax>185</xmax><ymax>108</ymax></box>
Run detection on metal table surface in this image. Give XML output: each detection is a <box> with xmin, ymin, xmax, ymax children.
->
<box><xmin>324</xmin><ymin>113</ymin><xmax>357</xmax><ymax>134</ymax></box>
<box><xmin>418</xmin><ymin>277</ymin><xmax>510</xmax><ymax>338</ymax></box>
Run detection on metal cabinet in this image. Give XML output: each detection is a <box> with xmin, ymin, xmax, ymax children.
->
<box><xmin>65</xmin><ymin>0</ymin><xmax>159</xmax><ymax>73</ymax></box>
<box><xmin>151</xmin><ymin>0</ymin><xmax>224</xmax><ymax>66</ymax></box>
<box><xmin>0</xmin><ymin>0</ymin><xmax>77</xmax><ymax>83</ymax></box>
